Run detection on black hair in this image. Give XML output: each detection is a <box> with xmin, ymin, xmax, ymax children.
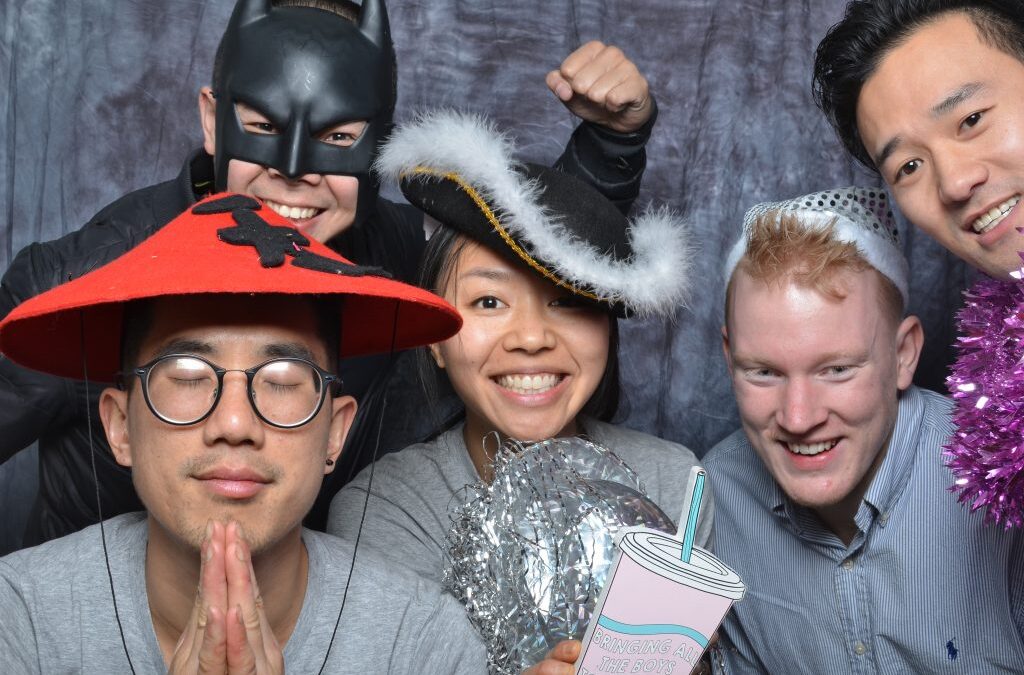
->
<box><xmin>415</xmin><ymin>227</ymin><xmax>622</xmax><ymax>435</ymax></box>
<box><xmin>119</xmin><ymin>295</ymin><xmax>342</xmax><ymax>379</ymax></box>
<box><xmin>813</xmin><ymin>0</ymin><xmax>1024</xmax><ymax>170</ymax></box>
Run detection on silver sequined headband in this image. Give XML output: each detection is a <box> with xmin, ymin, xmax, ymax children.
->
<box><xmin>723</xmin><ymin>187</ymin><xmax>909</xmax><ymax>305</ymax></box>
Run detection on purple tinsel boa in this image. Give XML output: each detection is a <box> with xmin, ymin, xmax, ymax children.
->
<box><xmin>946</xmin><ymin>275</ymin><xmax>1024</xmax><ymax>528</ymax></box>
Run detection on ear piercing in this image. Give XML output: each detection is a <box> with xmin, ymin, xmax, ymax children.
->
<box><xmin>326</xmin><ymin>459</ymin><xmax>335</xmax><ymax>466</ymax></box>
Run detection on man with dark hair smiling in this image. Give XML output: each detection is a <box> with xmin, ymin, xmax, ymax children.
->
<box><xmin>813</xmin><ymin>0</ymin><xmax>1024</xmax><ymax>279</ymax></box>
<box><xmin>0</xmin><ymin>0</ymin><xmax>661</xmax><ymax>549</ymax></box>
<box><xmin>0</xmin><ymin>194</ymin><xmax>490</xmax><ymax>672</ymax></box>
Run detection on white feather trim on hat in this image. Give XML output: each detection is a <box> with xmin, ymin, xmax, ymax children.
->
<box><xmin>374</xmin><ymin>110</ymin><xmax>692</xmax><ymax>317</ymax></box>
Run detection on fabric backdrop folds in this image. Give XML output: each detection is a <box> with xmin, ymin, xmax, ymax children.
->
<box><xmin>0</xmin><ymin>0</ymin><xmax>969</xmax><ymax>554</ymax></box>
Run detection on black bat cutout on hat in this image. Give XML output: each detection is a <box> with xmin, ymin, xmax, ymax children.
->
<box><xmin>216</xmin><ymin>206</ymin><xmax>391</xmax><ymax>278</ymax></box>
<box><xmin>219</xmin><ymin>209</ymin><xmax>311</xmax><ymax>268</ymax></box>
<box><xmin>191</xmin><ymin>194</ymin><xmax>262</xmax><ymax>215</ymax></box>
<box><xmin>291</xmin><ymin>249</ymin><xmax>389</xmax><ymax>278</ymax></box>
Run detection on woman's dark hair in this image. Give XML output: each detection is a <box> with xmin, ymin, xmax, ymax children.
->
<box><xmin>415</xmin><ymin>227</ymin><xmax>622</xmax><ymax>435</ymax></box>
<box><xmin>813</xmin><ymin>0</ymin><xmax>1024</xmax><ymax>170</ymax></box>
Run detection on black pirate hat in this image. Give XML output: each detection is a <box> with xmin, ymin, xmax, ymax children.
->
<box><xmin>375</xmin><ymin>111</ymin><xmax>692</xmax><ymax>317</ymax></box>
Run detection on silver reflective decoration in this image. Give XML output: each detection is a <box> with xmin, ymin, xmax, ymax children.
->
<box><xmin>443</xmin><ymin>436</ymin><xmax>675</xmax><ymax>674</ymax></box>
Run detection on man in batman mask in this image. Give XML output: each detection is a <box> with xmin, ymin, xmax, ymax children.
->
<box><xmin>0</xmin><ymin>0</ymin><xmax>659</xmax><ymax>548</ymax></box>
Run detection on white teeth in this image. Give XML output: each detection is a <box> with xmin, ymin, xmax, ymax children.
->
<box><xmin>786</xmin><ymin>440</ymin><xmax>838</xmax><ymax>456</ymax></box>
<box><xmin>266</xmin><ymin>200</ymin><xmax>318</xmax><ymax>221</ymax></box>
<box><xmin>496</xmin><ymin>373</ymin><xmax>561</xmax><ymax>395</ymax></box>
<box><xmin>973</xmin><ymin>195</ymin><xmax>1020</xmax><ymax>234</ymax></box>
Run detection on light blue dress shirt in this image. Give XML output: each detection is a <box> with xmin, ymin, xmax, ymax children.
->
<box><xmin>704</xmin><ymin>386</ymin><xmax>1024</xmax><ymax>674</ymax></box>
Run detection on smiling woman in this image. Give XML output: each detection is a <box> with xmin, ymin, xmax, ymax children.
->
<box><xmin>422</xmin><ymin>232</ymin><xmax>613</xmax><ymax>480</ymax></box>
<box><xmin>327</xmin><ymin>111</ymin><xmax>714</xmax><ymax>587</ymax></box>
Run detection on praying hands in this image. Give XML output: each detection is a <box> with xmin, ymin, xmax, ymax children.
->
<box><xmin>168</xmin><ymin>521</ymin><xmax>285</xmax><ymax>675</ymax></box>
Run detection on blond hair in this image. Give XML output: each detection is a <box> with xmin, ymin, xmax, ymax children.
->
<box><xmin>725</xmin><ymin>209</ymin><xmax>904</xmax><ymax>324</ymax></box>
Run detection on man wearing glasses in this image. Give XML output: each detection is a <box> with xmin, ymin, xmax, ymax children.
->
<box><xmin>0</xmin><ymin>0</ymin><xmax>659</xmax><ymax>549</ymax></box>
<box><xmin>0</xmin><ymin>195</ymin><xmax>490</xmax><ymax>672</ymax></box>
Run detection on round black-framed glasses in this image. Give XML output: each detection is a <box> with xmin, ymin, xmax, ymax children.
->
<box><xmin>130</xmin><ymin>354</ymin><xmax>339</xmax><ymax>429</ymax></box>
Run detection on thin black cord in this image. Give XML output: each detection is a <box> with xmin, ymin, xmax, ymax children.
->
<box><xmin>317</xmin><ymin>301</ymin><xmax>401</xmax><ymax>674</ymax></box>
<box><xmin>81</xmin><ymin>311</ymin><xmax>137</xmax><ymax>675</ymax></box>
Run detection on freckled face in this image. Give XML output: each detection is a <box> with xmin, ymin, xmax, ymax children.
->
<box><xmin>724</xmin><ymin>269</ymin><xmax>916</xmax><ymax>515</ymax></box>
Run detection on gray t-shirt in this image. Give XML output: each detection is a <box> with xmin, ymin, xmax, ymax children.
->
<box><xmin>328</xmin><ymin>418</ymin><xmax>713</xmax><ymax>582</ymax></box>
<box><xmin>0</xmin><ymin>512</ymin><xmax>487</xmax><ymax>674</ymax></box>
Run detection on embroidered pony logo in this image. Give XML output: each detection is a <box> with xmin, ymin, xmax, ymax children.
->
<box><xmin>946</xmin><ymin>638</ymin><xmax>958</xmax><ymax>661</ymax></box>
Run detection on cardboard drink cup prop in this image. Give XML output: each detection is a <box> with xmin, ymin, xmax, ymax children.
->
<box><xmin>575</xmin><ymin>468</ymin><xmax>745</xmax><ymax>675</ymax></box>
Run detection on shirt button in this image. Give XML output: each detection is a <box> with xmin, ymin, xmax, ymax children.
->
<box><xmin>842</xmin><ymin>559</ymin><xmax>855</xmax><ymax>570</ymax></box>
<box><xmin>879</xmin><ymin>512</ymin><xmax>890</xmax><ymax>525</ymax></box>
<box><xmin>854</xmin><ymin>641</ymin><xmax>867</xmax><ymax>656</ymax></box>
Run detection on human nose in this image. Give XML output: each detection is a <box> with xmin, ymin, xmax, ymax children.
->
<box><xmin>934</xmin><ymin>145</ymin><xmax>988</xmax><ymax>206</ymax></box>
<box><xmin>776</xmin><ymin>378</ymin><xmax>827</xmax><ymax>435</ymax></box>
<box><xmin>501</xmin><ymin>302</ymin><xmax>557</xmax><ymax>354</ymax></box>
<box><xmin>266</xmin><ymin>164</ymin><xmax>323</xmax><ymax>186</ymax></box>
<box><xmin>202</xmin><ymin>371</ymin><xmax>265</xmax><ymax>448</ymax></box>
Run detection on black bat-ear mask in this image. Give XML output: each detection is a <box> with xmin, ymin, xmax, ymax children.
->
<box><xmin>213</xmin><ymin>0</ymin><xmax>395</xmax><ymax>226</ymax></box>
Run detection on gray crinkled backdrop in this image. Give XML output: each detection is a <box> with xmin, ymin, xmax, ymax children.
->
<box><xmin>0</xmin><ymin>0</ymin><xmax>969</xmax><ymax>552</ymax></box>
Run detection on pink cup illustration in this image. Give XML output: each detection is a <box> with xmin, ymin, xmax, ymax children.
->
<box><xmin>575</xmin><ymin>468</ymin><xmax>746</xmax><ymax>675</ymax></box>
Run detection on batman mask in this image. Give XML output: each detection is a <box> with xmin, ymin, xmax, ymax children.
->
<box><xmin>212</xmin><ymin>0</ymin><xmax>395</xmax><ymax>226</ymax></box>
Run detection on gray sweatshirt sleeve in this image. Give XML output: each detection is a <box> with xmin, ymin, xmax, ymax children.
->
<box><xmin>0</xmin><ymin>560</ymin><xmax>42</xmax><ymax>674</ymax></box>
<box><xmin>388</xmin><ymin>582</ymin><xmax>488</xmax><ymax>674</ymax></box>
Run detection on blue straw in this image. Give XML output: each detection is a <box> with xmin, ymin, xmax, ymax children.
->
<box><xmin>679</xmin><ymin>469</ymin><xmax>706</xmax><ymax>563</ymax></box>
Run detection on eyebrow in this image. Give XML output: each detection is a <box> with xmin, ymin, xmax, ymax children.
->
<box><xmin>931</xmin><ymin>82</ymin><xmax>985</xmax><ymax>118</ymax></box>
<box><xmin>729</xmin><ymin>350</ymin><xmax>869</xmax><ymax>370</ymax></box>
<box><xmin>872</xmin><ymin>82</ymin><xmax>986</xmax><ymax>170</ymax></box>
<box><xmin>812</xmin><ymin>351</ymin><xmax>869</xmax><ymax>366</ymax></box>
<box><xmin>458</xmin><ymin>267</ymin><xmax>512</xmax><ymax>282</ymax></box>
<box><xmin>151</xmin><ymin>338</ymin><xmax>213</xmax><ymax>358</ymax></box>
<box><xmin>874</xmin><ymin>135</ymin><xmax>904</xmax><ymax>172</ymax></box>
<box><xmin>728</xmin><ymin>353</ymin><xmax>769</xmax><ymax>370</ymax></box>
<box><xmin>261</xmin><ymin>342</ymin><xmax>318</xmax><ymax>363</ymax></box>
<box><xmin>148</xmin><ymin>339</ymin><xmax>318</xmax><ymax>365</ymax></box>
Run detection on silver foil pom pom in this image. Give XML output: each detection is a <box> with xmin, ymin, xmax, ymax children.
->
<box><xmin>443</xmin><ymin>436</ymin><xmax>675</xmax><ymax>674</ymax></box>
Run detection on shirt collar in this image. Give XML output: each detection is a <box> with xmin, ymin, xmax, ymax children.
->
<box><xmin>861</xmin><ymin>385</ymin><xmax>926</xmax><ymax>515</ymax></box>
<box><xmin>767</xmin><ymin>385</ymin><xmax>926</xmax><ymax>534</ymax></box>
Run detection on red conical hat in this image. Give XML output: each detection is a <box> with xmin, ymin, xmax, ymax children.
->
<box><xmin>0</xmin><ymin>193</ymin><xmax>461</xmax><ymax>382</ymax></box>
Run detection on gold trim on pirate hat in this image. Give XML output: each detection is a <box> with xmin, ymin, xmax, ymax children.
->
<box><xmin>374</xmin><ymin>111</ymin><xmax>692</xmax><ymax>317</ymax></box>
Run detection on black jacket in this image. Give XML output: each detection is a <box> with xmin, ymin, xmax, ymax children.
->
<box><xmin>0</xmin><ymin>115</ymin><xmax>653</xmax><ymax>547</ymax></box>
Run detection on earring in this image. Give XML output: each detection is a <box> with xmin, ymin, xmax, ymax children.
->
<box><xmin>326</xmin><ymin>459</ymin><xmax>335</xmax><ymax>466</ymax></box>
